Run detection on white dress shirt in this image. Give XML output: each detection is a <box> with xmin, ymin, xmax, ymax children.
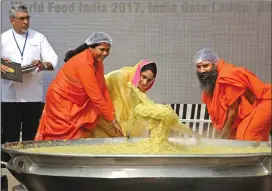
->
<box><xmin>1</xmin><ymin>28</ymin><xmax>58</xmax><ymax>102</ymax></box>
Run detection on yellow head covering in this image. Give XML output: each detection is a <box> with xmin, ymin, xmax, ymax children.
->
<box><xmin>88</xmin><ymin>60</ymin><xmax>156</xmax><ymax>138</ymax></box>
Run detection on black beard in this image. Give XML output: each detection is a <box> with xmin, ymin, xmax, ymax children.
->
<box><xmin>197</xmin><ymin>67</ymin><xmax>218</xmax><ymax>95</ymax></box>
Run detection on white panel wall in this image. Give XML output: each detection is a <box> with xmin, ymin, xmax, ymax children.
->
<box><xmin>1</xmin><ymin>0</ymin><xmax>271</xmax><ymax>103</ymax></box>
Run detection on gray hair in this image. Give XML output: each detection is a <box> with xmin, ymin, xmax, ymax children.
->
<box><xmin>9</xmin><ymin>4</ymin><xmax>28</xmax><ymax>18</ymax></box>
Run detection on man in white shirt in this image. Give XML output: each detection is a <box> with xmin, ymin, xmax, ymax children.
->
<box><xmin>1</xmin><ymin>5</ymin><xmax>58</xmax><ymax>159</ymax></box>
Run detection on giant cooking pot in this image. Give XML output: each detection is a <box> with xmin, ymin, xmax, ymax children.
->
<box><xmin>1</xmin><ymin>138</ymin><xmax>271</xmax><ymax>191</ymax></box>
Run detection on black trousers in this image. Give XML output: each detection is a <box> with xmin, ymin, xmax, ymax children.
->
<box><xmin>1</xmin><ymin>102</ymin><xmax>43</xmax><ymax>163</ymax></box>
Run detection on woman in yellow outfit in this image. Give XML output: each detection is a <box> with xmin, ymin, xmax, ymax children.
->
<box><xmin>89</xmin><ymin>60</ymin><xmax>157</xmax><ymax>138</ymax></box>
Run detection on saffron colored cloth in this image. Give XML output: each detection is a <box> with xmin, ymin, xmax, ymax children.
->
<box><xmin>202</xmin><ymin>60</ymin><xmax>271</xmax><ymax>141</ymax></box>
<box><xmin>35</xmin><ymin>49</ymin><xmax>115</xmax><ymax>140</ymax></box>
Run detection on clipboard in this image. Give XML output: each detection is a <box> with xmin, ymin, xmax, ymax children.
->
<box><xmin>1</xmin><ymin>58</ymin><xmax>22</xmax><ymax>82</ymax></box>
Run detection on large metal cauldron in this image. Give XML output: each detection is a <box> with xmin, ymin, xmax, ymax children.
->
<box><xmin>2</xmin><ymin>138</ymin><xmax>272</xmax><ymax>191</ymax></box>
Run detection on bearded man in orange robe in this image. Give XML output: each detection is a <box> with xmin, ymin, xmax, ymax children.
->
<box><xmin>194</xmin><ymin>48</ymin><xmax>271</xmax><ymax>141</ymax></box>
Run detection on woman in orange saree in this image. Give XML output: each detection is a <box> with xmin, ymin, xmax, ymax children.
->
<box><xmin>35</xmin><ymin>32</ymin><xmax>123</xmax><ymax>141</ymax></box>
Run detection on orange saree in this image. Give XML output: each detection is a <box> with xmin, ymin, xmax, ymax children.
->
<box><xmin>203</xmin><ymin>60</ymin><xmax>271</xmax><ymax>141</ymax></box>
<box><xmin>35</xmin><ymin>49</ymin><xmax>115</xmax><ymax>140</ymax></box>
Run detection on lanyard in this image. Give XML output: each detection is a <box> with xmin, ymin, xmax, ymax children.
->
<box><xmin>12</xmin><ymin>30</ymin><xmax>28</xmax><ymax>62</ymax></box>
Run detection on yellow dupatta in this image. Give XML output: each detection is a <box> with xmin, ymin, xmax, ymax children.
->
<box><xmin>88</xmin><ymin>60</ymin><xmax>156</xmax><ymax>138</ymax></box>
<box><xmin>88</xmin><ymin>60</ymin><xmax>198</xmax><ymax>139</ymax></box>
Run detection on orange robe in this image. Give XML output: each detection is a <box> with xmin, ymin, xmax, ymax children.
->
<box><xmin>202</xmin><ymin>60</ymin><xmax>271</xmax><ymax>141</ymax></box>
<box><xmin>35</xmin><ymin>49</ymin><xmax>115</xmax><ymax>140</ymax></box>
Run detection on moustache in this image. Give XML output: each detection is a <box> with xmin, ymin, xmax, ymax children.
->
<box><xmin>197</xmin><ymin>68</ymin><xmax>218</xmax><ymax>80</ymax></box>
<box><xmin>197</xmin><ymin>72</ymin><xmax>210</xmax><ymax>80</ymax></box>
<box><xmin>197</xmin><ymin>69</ymin><xmax>218</xmax><ymax>95</ymax></box>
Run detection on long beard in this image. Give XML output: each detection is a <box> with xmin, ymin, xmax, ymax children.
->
<box><xmin>197</xmin><ymin>66</ymin><xmax>218</xmax><ymax>96</ymax></box>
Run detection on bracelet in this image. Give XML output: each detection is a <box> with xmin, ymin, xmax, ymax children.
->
<box><xmin>111</xmin><ymin>119</ymin><xmax>116</xmax><ymax>125</ymax></box>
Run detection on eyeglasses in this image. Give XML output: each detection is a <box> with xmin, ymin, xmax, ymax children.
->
<box><xmin>13</xmin><ymin>16</ymin><xmax>31</xmax><ymax>21</ymax></box>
